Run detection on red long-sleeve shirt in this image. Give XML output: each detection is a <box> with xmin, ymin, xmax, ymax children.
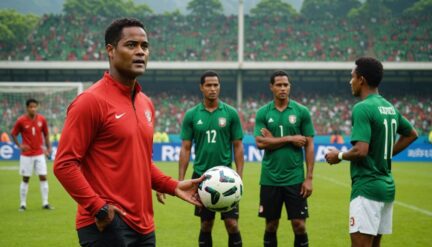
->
<box><xmin>54</xmin><ymin>72</ymin><xmax>178</xmax><ymax>234</ymax></box>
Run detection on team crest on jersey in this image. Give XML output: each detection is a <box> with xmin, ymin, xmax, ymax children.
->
<box><xmin>37</xmin><ymin>121</ymin><xmax>42</xmax><ymax>127</ymax></box>
<box><xmin>218</xmin><ymin>117</ymin><xmax>226</xmax><ymax>127</ymax></box>
<box><xmin>288</xmin><ymin>115</ymin><xmax>296</xmax><ymax>124</ymax></box>
<box><xmin>145</xmin><ymin>111</ymin><xmax>152</xmax><ymax>123</ymax></box>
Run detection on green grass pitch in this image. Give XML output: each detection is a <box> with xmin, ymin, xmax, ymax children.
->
<box><xmin>0</xmin><ymin>161</ymin><xmax>431</xmax><ymax>246</ymax></box>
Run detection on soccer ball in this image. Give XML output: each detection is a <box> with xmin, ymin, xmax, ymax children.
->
<box><xmin>198</xmin><ymin>166</ymin><xmax>243</xmax><ymax>212</ymax></box>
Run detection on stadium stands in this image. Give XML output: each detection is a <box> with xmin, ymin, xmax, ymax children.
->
<box><xmin>1</xmin><ymin>14</ymin><xmax>431</xmax><ymax>62</ymax></box>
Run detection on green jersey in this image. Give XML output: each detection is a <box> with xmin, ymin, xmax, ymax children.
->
<box><xmin>181</xmin><ymin>101</ymin><xmax>243</xmax><ymax>176</ymax></box>
<box><xmin>254</xmin><ymin>100</ymin><xmax>315</xmax><ymax>186</ymax></box>
<box><xmin>350</xmin><ymin>94</ymin><xmax>414</xmax><ymax>202</ymax></box>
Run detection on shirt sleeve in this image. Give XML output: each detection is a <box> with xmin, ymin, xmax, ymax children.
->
<box><xmin>151</xmin><ymin>162</ymin><xmax>178</xmax><ymax>195</ymax></box>
<box><xmin>230</xmin><ymin>108</ymin><xmax>244</xmax><ymax>141</ymax></box>
<box><xmin>180</xmin><ymin>110</ymin><xmax>193</xmax><ymax>141</ymax></box>
<box><xmin>53</xmin><ymin>93</ymin><xmax>106</xmax><ymax>216</ymax></box>
<box><xmin>301</xmin><ymin>107</ymin><xmax>315</xmax><ymax>137</ymax></box>
<box><xmin>254</xmin><ymin>108</ymin><xmax>266</xmax><ymax>137</ymax></box>
<box><xmin>350</xmin><ymin>104</ymin><xmax>371</xmax><ymax>144</ymax></box>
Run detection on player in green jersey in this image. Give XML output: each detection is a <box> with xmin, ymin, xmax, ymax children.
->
<box><xmin>254</xmin><ymin>70</ymin><xmax>315</xmax><ymax>247</ymax></box>
<box><xmin>159</xmin><ymin>71</ymin><xmax>244</xmax><ymax>247</ymax></box>
<box><xmin>326</xmin><ymin>57</ymin><xmax>418</xmax><ymax>247</ymax></box>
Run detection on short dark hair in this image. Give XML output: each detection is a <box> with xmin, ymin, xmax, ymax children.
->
<box><xmin>26</xmin><ymin>98</ymin><xmax>38</xmax><ymax>107</ymax></box>
<box><xmin>355</xmin><ymin>57</ymin><xmax>383</xmax><ymax>87</ymax></box>
<box><xmin>200</xmin><ymin>71</ymin><xmax>220</xmax><ymax>85</ymax></box>
<box><xmin>270</xmin><ymin>70</ymin><xmax>289</xmax><ymax>84</ymax></box>
<box><xmin>105</xmin><ymin>18</ymin><xmax>145</xmax><ymax>47</ymax></box>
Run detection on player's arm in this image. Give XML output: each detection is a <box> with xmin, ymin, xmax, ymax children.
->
<box><xmin>255</xmin><ymin>128</ymin><xmax>306</xmax><ymax>150</ymax></box>
<box><xmin>301</xmin><ymin>136</ymin><xmax>314</xmax><ymax>198</ymax></box>
<box><xmin>326</xmin><ymin>141</ymin><xmax>369</xmax><ymax>164</ymax></box>
<box><xmin>233</xmin><ymin>139</ymin><xmax>244</xmax><ymax>178</ymax></box>
<box><xmin>393</xmin><ymin>128</ymin><xmax>418</xmax><ymax>156</ymax></box>
<box><xmin>43</xmin><ymin>120</ymin><xmax>52</xmax><ymax>156</ymax></box>
<box><xmin>178</xmin><ymin>140</ymin><xmax>192</xmax><ymax>181</ymax></box>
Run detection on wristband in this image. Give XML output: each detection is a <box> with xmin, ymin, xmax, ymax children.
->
<box><xmin>338</xmin><ymin>152</ymin><xmax>344</xmax><ymax>161</ymax></box>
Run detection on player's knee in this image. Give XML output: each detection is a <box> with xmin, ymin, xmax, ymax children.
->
<box><xmin>224</xmin><ymin>219</ymin><xmax>239</xmax><ymax>233</ymax></box>
<box><xmin>22</xmin><ymin>177</ymin><xmax>30</xmax><ymax>183</ymax></box>
<box><xmin>291</xmin><ymin>219</ymin><xmax>306</xmax><ymax>234</ymax></box>
<box><xmin>39</xmin><ymin>175</ymin><xmax>47</xmax><ymax>181</ymax></box>
<box><xmin>201</xmin><ymin>220</ymin><xmax>214</xmax><ymax>232</ymax></box>
<box><xmin>265</xmin><ymin>220</ymin><xmax>279</xmax><ymax>232</ymax></box>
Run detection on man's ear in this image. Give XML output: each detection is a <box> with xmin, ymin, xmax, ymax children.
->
<box><xmin>106</xmin><ymin>44</ymin><xmax>114</xmax><ymax>60</ymax></box>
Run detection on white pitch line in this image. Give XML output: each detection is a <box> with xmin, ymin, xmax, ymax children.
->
<box><xmin>0</xmin><ymin>166</ymin><xmax>18</xmax><ymax>170</ymax></box>
<box><xmin>316</xmin><ymin>175</ymin><xmax>432</xmax><ymax>217</ymax></box>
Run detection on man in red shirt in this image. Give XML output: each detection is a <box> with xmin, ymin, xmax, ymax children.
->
<box><xmin>54</xmin><ymin>18</ymin><xmax>203</xmax><ymax>246</ymax></box>
<box><xmin>11</xmin><ymin>98</ymin><xmax>52</xmax><ymax>211</ymax></box>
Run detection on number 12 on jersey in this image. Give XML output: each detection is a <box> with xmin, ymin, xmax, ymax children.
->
<box><xmin>206</xmin><ymin>130</ymin><xmax>217</xmax><ymax>143</ymax></box>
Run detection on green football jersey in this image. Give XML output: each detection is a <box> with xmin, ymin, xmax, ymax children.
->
<box><xmin>181</xmin><ymin>101</ymin><xmax>243</xmax><ymax>176</ymax></box>
<box><xmin>254</xmin><ymin>100</ymin><xmax>315</xmax><ymax>186</ymax></box>
<box><xmin>350</xmin><ymin>94</ymin><xmax>414</xmax><ymax>202</ymax></box>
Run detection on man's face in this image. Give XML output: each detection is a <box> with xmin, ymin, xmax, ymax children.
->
<box><xmin>350</xmin><ymin>68</ymin><xmax>362</xmax><ymax>97</ymax></box>
<box><xmin>26</xmin><ymin>102</ymin><xmax>38</xmax><ymax>117</ymax></box>
<box><xmin>270</xmin><ymin>75</ymin><xmax>290</xmax><ymax>100</ymax></box>
<box><xmin>200</xmin><ymin>76</ymin><xmax>220</xmax><ymax>101</ymax></box>
<box><xmin>107</xmin><ymin>26</ymin><xmax>149</xmax><ymax>79</ymax></box>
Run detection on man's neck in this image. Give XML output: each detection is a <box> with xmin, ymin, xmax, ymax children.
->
<box><xmin>204</xmin><ymin>98</ymin><xmax>219</xmax><ymax>112</ymax></box>
<box><xmin>274</xmin><ymin>98</ymin><xmax>289</xmax><ymax>111</ymax></box>
<box><xmin>109</xmin><ymin>69</ymin><xmax>136</xmax><ymax>88</ymax></box>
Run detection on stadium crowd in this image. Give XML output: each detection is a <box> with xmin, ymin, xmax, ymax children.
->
<box><xmin>1</xmin><ymin>14</ymin><xmax>431</xmax><ymax>62</ymax></box>
<box><xmin>1</xmin><ymin>93</ymin><xmax>430</xmax><ymax>141</ymax></box>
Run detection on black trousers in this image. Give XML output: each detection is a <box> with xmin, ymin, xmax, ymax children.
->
<box><xmin>77</xmin><ymin>214</ymin><xmax>155</xmax><ymax>247</ymax></box>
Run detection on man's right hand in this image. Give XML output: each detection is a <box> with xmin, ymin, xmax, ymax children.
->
<box><xmin>20</xmin><ymin>144</ymin><xmax>30</xmax><ymax>152</ymax></box>
<box><xmin>95</xmin><ymin>204</ymin><xmax>126</xmax><ymax>232</ymax></box>
<box><xmin>290</xmin><ymin>135</ymin><xmax>307</xmax><ymax>147</ymax></box>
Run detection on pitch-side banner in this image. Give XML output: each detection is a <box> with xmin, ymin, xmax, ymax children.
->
<box><xmin>1</xmin><ymin>142</ymin><xmax>431</xmax><ymax>162</ymax></box>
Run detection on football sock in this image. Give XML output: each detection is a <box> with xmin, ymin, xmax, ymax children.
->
<box><xmin>20</xmin><ymin>181</ymin><xmax>29</xmax><ymax>206</ymax></box>
<box><xmin>199</xmin><ymin>231</ymin><xmax>212</xmax><ymax>247</ymax></box>
<box><xmin>40</xmin><ymin>180</ymin><xmax>49</xmax><ymax>206</ymax></box>
<box><xmin>294</xmin><ymin>233</ymin><xmax>308</xmax><ymax>247</ymax></box>
<box><xmin>228</xmin><ymin>232</ymin><xmax>242</xmax><ymax>247</ymax></box>
<box><xmin>264</xmin><ymin>231</ymin><xmax>277</xmax><ymax>247</ymax></box>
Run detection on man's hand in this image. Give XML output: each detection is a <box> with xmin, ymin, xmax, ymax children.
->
<box><xmin>20</xmin><ymin>144</ymin><xmax>30</xmax><ymax>152</ymax></box>
<box><xmin>260</xmin><ymin>128</ymin><xmax>273</xmax><ymax>137</ymax></box>
<box><xmin>174</xmin><ymin>176</ymin><xmax>205</xmax><ymax>207</ymax></box>
<box><xmin>325</xmin><ymin>147</ymin><xmax>341</xmax><ymax>165</ymax></box>
<box><xmin>300</xmin><ymin>178</ymin><xmax>313</xmax><ymax>198</ymax></box>
<box><xmin>95</xmin><ymin>204</ymin><xmax>126</xmax><ymax>232</ymax></box>
<box><xmin>44</xmin><ymin>147</ymin><xmax>52</xmax><ymax>158</ymax></box>
<box><xmin>291</xmin><ymin>135</ymin><xmax>307</xmax><ymax>148</ymax></box>
<box><xmin>156</xmin><ymin>192</ymin><xmax>166</xmax><ymax>204</ymax></box>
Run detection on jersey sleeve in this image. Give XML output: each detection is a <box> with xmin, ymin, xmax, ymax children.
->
<box><xmin>180</xmin><ymin>110</ymin><xmax>194</xmax><ymax>141</ymax></box>
<box><xmin>151</xmin><ymin>162</ymin><xmax>178</xmax><ymax>195</ymax></box>
<box><xmin>397</xmin><ymin>111</ymin><xmax>414</xmax><ymax>136</ymax></box>
<box><xmin>254</xmin><ymin>107</ymin><xmax>266</xmax><ymax>137</ymax></box>
<box><xmin>11</xmin><ymin>118</ymin><xmax>22</xmax><ymax>136</ymax></box>
<box><xmin>301</xmin><ymin>107</ymin><xmax>315</xmax><ymax>137</ymax></box>
<box><xmin>53</xmin><ymin>93</ymin><xmax>106</xmax><ymax>216</ymax></box>
<box><xmin>350</xmin><ymin>104</ymin><xmax>371</xmax><ymax>144</ymax></box>
<box><xmin>230</xmin><ymin>108</ymin><xmax>244</xmax><ymax>141</ymax></box>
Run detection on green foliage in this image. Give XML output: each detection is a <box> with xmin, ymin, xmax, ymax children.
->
<box><xmin>301</xmin><ymin>0</ymin><xmax>361</xmax><ymax>19</ymax></box>
<box><xmin>404</xmin><ymin>0</ymin><xmax>432</xmax><ymax>16</ymax></box>
<box><xmin>0</xmin><ymin>9</ymin><xmax>39</xmax><ymax>49</ymax></box>
<box><xmin>187</xmin><ymin>0</ymin><xmax>223</xmax><ymax>17</ymax></box>
<box><xmin>348</xmin><ymin>0</ymin><xmax>391</xmax><ymax>20</ymax></box>
<box><xmin>250</xmin><ymin>0</ymin><xmax>298</xmax><ymax>18</ymax></box>
<box><xmin>1</xmin><ymin>161</ymin><xmax>431</xmax><ymax>246</ymax></box>
<box><xmin>382</xmin><ymin>0</ymin><xmax>418</xmax><ymax>16</ymax></box>
<box><xmin>63</xmin><ymin>0</ymin><xmax>153</xmax><ymax>19</ymax></box>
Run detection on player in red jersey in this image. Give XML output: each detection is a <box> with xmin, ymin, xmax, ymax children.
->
<box><xmin>11</xmin><ymin>98</ymin><xmax>52</xmax><ymax>211</ymax></box>
<box><xmin>54</xmin><ymin>18</ymin><xmax>203</xmax><ymax>246</ymax></box>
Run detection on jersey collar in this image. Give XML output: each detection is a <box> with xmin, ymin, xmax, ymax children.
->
<box><xmin>198</xmin><ymin>101</ymin><xmax>224</xmax><ymax>111</ymax></box>
<box><xmin>270</xmin><ymin>99</ymin><xmax>292</xmax><ymax>111</ymax></box>
<box><xmin>103</xmin><ymin>71</ymin><xmax>142</xmax><ymax>96</ymax></box>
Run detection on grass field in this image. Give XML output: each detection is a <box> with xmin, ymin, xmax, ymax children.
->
<box><xmin>0</xmin><ymin>161</ymin><xmax>431</xmax><ymax>246</ymax></box>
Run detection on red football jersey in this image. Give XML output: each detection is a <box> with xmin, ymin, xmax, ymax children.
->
<box><xmin>11</xmin><ymin>114</ymin><xmax>48</xmax><ymax>156</ymax></box>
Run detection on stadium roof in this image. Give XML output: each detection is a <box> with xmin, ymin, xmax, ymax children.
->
<box><xmin>1</xmin><ymin>61</ymin><xmax>432</xmax><ymax>70</ymax></box>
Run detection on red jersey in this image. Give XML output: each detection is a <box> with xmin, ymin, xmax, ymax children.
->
<box><xmin>54</xmin><ymin>72</ymin><xmax>178</xmax><ymax>234</ymax></box>
<box><xmin>11</xmin><ymin>114</ymin><xmax>48</xmax><ymax>156</ymax></box>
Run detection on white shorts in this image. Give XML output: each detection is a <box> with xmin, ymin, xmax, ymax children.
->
<box><xmin>19</xmin><ymin>154</ymin><xmax>47</xmax><ymax>176</ymax></box>
<box><xmin>349</xmin><ymin>196</ymin><xmax>393</xmax><ymax>235</ymax></box>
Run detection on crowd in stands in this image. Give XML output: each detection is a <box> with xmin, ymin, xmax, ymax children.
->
<box><xmin>1</xmin><ymin>92</ymin><xmax>430</xmax><ymax>142</ymax></box>
<box><xmin>1</xmin><ymin>14</ymin><xmax>431</xmax><ymax>62</ymax></box>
